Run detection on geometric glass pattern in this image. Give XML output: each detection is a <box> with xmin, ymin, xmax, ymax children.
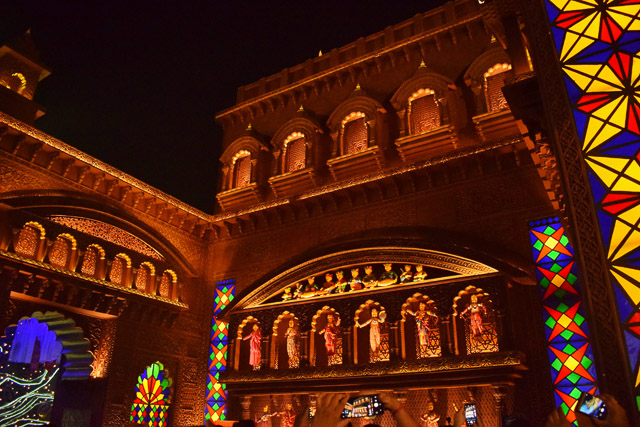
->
<box><xmin>545</xmin><ymin>0</ymin><xmax>640</xmax><ymax>409</ymax></box>
<box><xmin>530</xmin><ymin>218</ymin><xmax>598</xmax><ymax>423</ymax></box>
<box><xmin>130</xmin><ymin>361</ymin><xmax>172</xmax><ymax>427</ymax></box>
<box><xmin>205</xmin><ymin>280</ymin><xmax>235</xmax><ymax>423</ymax></box>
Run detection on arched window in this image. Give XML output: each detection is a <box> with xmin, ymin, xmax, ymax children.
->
<box><xmin>484</xmin><ymin>63</ymin><xmax>513</xmax><ymax>113</ymax></box>
<box><xmin>109</xmin><ymin>253</ymin><xmax>131</xmax><ymax>285</ymax></box>
<box><xmin>159</xmin><ymin>270</ymin><xmax>177</xmax><ymax>298</ymax></box>
<box><xmin>232</xmin><ymin>150</ymin><xmax>252</xmax><ymax>188</ymax></box>
<box><xmin>130</xmin><ymin>361</ymin><xmax>172</xmax><ymax>427</ymax></box>
<box><xmin>135</xmin><ymin>262</ymin><xmax>155</xmax><ymax>292</ymax></box>
<box><xmin>14</xmin><ymin>221</ymin><xmax>45</xmax><ymax>258</ymax></box>
<box><xmin>408</xmin><ymin>88</ymin><xmax>441</xmax><ymax>134</ymax></box>
<box><xmin>341</xmin><ymin>112</ymin><xmax>368</xmax><ymax>155</ymax></box>
<box><xmin>48</xmin><ymin>234</ymin><xmax>76</xmax><ymax>269</ymax></box>
<box><xmin>81</xmin><ymin>244</ymin><xmax>105</xmax><ymax>277</ymax></box>
<box><xmin>284</xmin><ymin>132</ymin><xmax>306</xmax><ymax>172</ymax></box>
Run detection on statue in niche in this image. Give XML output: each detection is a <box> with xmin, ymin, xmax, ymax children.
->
<box><xmin>378</xmin><ymin>263</ymin><xmax>398</xmax><ymax>286</ymax></box>
<box><xmin>413</xmin><ymin>265</ymin><xmax>428</xmax><ymax>281</ymax></box>
<box><xmin>356</xmin><ymin>307</ymin><xmax>386</xmax><ymax>359</ymax></box>
<box><xmin>278</xmin><ymin>403</ymin><xmax>296</xmax><ymax>427</ymax></box>
<box><xmin>318</xmin><ymin>272</ymin><xmax>335</xmax><ymax>295</ymax></box>
<box><xmin>362</xmin><ymin>265</ymin><xmax>377</xmax><ymax>288</ymax></box>
<box><xmin>301</xmin><ymin>277</ymin><xmax>318</xmax><ymax>298</ymax></box>
<box><xmin>243</xmin><ymin>323</ymin><xmax>262</xmax><ymax>369</ymax></box>
<box><xmin>334</xmin><ymin>270</ymin><xmax>349</xmax><ymax>293</ymax></box>
<box><xmin>460</xmin><ymin>294</ymin><xmax>486</xmax><ymax>336</ymax></box>
<box><xmin>281</xmin><ymin>287</ymin><xmax>293</xmax><ymax>301</ymax></box>
<box><xmin>407</xmin><ymin>302</ymin><xmax>438</xmax><ymax>350</ymax></box>
<box><xmin>319</xmin><ymin>314</ymin><xmax>341</xmax><ymax>357</ymax></box>
<box><xmin>349</xmin><ymin>268</ymin><xmax>363</xmax><ymax>290</ymax></box>
<box><xmin>285</xmin><ymin>320</ymin><xmax>299</xmax><ymax>368</ymax></box>
<box><xmin>420</xmin><ymin>401</ymin><xmax>440</xmax><ymax>427</ymax></box>
<box><xmin>400</xmin><ymin>264</ymin><xmax>413</xmax><ymax>283</ymax></box>
<box><xmin>293</xmin><ymin>282</ymin><xmax>304</xmax><ymax>299</ymax></box>
<box><xmin>256</xmin><ymin>405</ymin><xmax>277</xmax><ymax>427</ymax></box>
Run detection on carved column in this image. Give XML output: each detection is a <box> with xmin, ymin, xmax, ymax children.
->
<box><xmin>241</xmin><ymin>395</ymin><xmax>252</xmax><ymax>420</ymax></box>
<box><xmin>492</xmin><ymin>386</ymin><xmax>507</xmax><ymax>427</ymax></box>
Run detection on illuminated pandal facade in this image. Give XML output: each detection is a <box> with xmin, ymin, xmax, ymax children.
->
<box><xmin>1</xmin><ymin>0</ymin><xmax>640</xmax><ymax>426</ymax></box>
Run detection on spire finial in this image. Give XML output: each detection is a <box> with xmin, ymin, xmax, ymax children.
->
<box><xmin>318</xmin><ymin>50</ymin><xmax>323</xmax><ymax>57</ymax></box>
<box><xmin>355</xmin><ymin>83</ymin><xmax>361</xmax><ymax>91</ymax></box>
<box><xmin>298</xmin><ymin>105</ymin><xmax>304</xmax><ymax>112</ymax></box>
<box><xmin>419</xmin><ymin>60</ymin><xmax>426</xmax><ymax>68</ymax></box>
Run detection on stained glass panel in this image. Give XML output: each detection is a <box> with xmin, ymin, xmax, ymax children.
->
<box><xmin>130</xmin><ymin>361</ymin><xmax>172</xmax><ymax>427</ymax></box>
<box><xmin>545</xmin><ymin>0</ymin><xmax>640</xmax><ymax>408</ymax></box>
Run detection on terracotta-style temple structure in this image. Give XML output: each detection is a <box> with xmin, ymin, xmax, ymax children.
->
<box><xmin>1</xmin><ymin>0</ymin><xmax>639</xmax><ymax>425</ymax></box>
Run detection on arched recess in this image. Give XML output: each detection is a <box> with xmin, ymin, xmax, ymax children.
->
<box><xmin>271</xmin><ymin>311</ymin><xmax>300</xmax><ymax>369</ymax></box>
<box><xmin>135</xmin><ymin>261</ymin><xmax>156</xmax><ymax>293</ymax></box>
<box><xmin>130</xmin><ymin>361</ymin><xmax>173</xmax><ymax>427</ymax></box>
<box><xmin>354</xmin><ymin>300</ymin><xmax>389</xmax><ymax>364</ymax></box>
<box><xmin>13</xmin><ymin>220</ymin><xmax>46</xmax><ymax>260</ymax></box>
<box><xmin>109</xmin><ymin>253</ymin><xmax>132</xmax><ymax>286</ymax></box>
<box><xmin>80</xmin><ymin>243</ymin><xmax>106</xmax><ymax>279</ymax></box>
<box><xmin>464</xmin><ymin>45</ymin><xmax>513</xmax><ymax>115</ymax></box>
<box><xmin>310</xmin><ymin>306</ymin><xmax>342</xmax><ymax>367</ymax></box>
<box><xmin>233</xmin><ymin>316</ymin><xmax>262</xmax><ymax>371</ymax></box>
<box><xmin>326</xmin><ymin>91</ymin><xmax>388</xmax><ymax>157</ymax></box>
<box><xmin>400</xmin><ymin>293</ymin><xmax>441</xmax><ymax>360</ymax></box>
<box><xmin>219</xmin><ymin>135</ymin><xmax>271</xmax><ymax>191</ymax></box>
<box><xmin>453</xmin><ymin>285</ymin><xmax>499</xmax><ymax>355</ymax></box>
<box><xmin>390</xmin><ymin>66</ymin><xmax>459</xmax><ymax>135</ymax></box>
<box><xmin>48</xmin><ymin>232</ymin><xmax>78</xmax><ymax>270</ymax></box>
<box><xmin>271</xmin><ymin>114</ymin><xmax>326</xmax><ymax>174</ymax></box>
<box><xmin>159</xmin><ymin>269</ymin><xmax>177</xmax><ymax>299</ymax></box>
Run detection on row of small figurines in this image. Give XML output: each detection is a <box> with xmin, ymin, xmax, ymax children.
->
<box><xmin>281</xmin><ymin>263</ymin><xmax>428</xmax><ymax>300</ymax></box>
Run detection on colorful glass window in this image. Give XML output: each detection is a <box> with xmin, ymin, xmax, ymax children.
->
<box><xmin>530</xmin><ymin>218</ymin><xmax>598</xmax><ymax>423</ymax></box>
<box><xmin>205</xmin><ymin>280</ymin><xmax>235</xmax><ymax>423</ymax></box>
<box><xmin>545</xmin><ymin>0</ymin><xmax>640</xmax><ymax>409</ymax></box>
<box><xmin>130</xmin><ymin>361</ymin><xmax>172</xmax><ymax>427</ymax></box>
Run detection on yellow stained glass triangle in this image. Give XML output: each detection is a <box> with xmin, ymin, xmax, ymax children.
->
<box><xmin>609</xmin><ymin>10</ymin><xmax>634</xmax><ymax>32</ymax></box>
<box><xmin>564</xmin><ymin>64</ymin><xmax>601</xmax><ymax>90</ymax></box>
<box><xmin>586</xmin><ymin>156</ymin><xmax>629</xmax><ymax>187</ymax></box>
<box><xmin>591</xmin><ymin>96</ymin><xmax>625</xmax><ymax>124</ymax></box>
<box><xmin>561</xmin><ymin>32</ymin><xmax>591</xmax><ymax>62</ymax></box>
<box><xmin>608</xmin><ymin>219</ymin><xmax>632</xmax><ymax>258</ymax></box>
<box><xmin>583</xmin><ymin>118</ymin><xmax>622</xmax><ymax>152</ymax></box>
<box><xmin>611</xmin><ymin>267</ymin><xmax>640</xmax><ymax>306</ymax></box>
<box><xmin>565</xmin><ymin>0</ymin><xmax>597</xmax><ymax>11</ymax></box>
<box><xmin>549</xmin><ymin>0</ymin><xmax>572</xmax><ymax>10</ymax></box>
<box><xmin>612</xmin><ymin>174</ymin><xmax>640</xmax><ymax>193</ymax></box>
<box><xmin>617</xmin><ymin>203</ymin><xmax>640</xmax><ymax>225</ymax></box>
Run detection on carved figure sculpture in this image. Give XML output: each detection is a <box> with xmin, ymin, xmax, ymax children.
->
<box><xmin>285</xmin><ymin>320</ymin><xmax>299</xmax><ymax>368</ymax></box>
<box><xmin>378</xmin><ymin>263</ymin><xmax>398</xmax><ymax>286</ymax></box>
<box><xmin>407</xmin><ymin>302</ymin><xmax>438</xmax><ymax>347</ymax></box>
<box><xmin>356</xmin><ymin>308</ymin><xmax>386</xmax><ymax>358</ymax></box>
<box><xmin>293</xmin><ymin>282</ymin><xmax>304</xmax><ymax>299</ymax></box>
<box><xmin>243</xmin><ymin>324</ymin><xmax>262</xmax><ymax>368</ymax></box>
<box><xmin>319</xmin><ymin>314</ymin><xmax>341</xmax><ymax>357</ymax></box>
<box><xmin>257</xmin><ymin>405</ymin><xmax>277</xmax><ymax>427</ymax></box>
<box><xmin>420</xmin><ymin>401</ymin><xmax>440</xmax><ymax>427</ymax></box>
<box><xmin>302</xmin><ymin>277</ymin><xmax>318</xmax><ymax>298</ymax></box>
<box><xmin>349</xmin><ymin>268</ymin><xmax>363</xmax><ymax>291</ymax></box>
<box><xmin>319</xmin><ymin>272</ymin><xmax>335</xmax><ymax>295</ymax></box>
<box><xmin>281</xmin><ymin>287</ymin><xmax>293</xmax><ymax>301</ymax></box>
<box><xmin>279</xmin><ymin>403</ymin><xmax>296</xmax><ymax>427</ymax></box>
<box><xmin>400</xmin><ymin>264</ymin><xmax>413</xmax><ymax>283</ymax></box>
<box><xmin>460</xmin><ymin>294</ymin><xmax>486</xmax><ymax>336</ymax></box>
<box><xmin>362</xmin><ymin>265</ymin><xmax>377</xmax><ymax>288</ymax></box>
<box><xmin>413</xmin><ymin>264</ymin><xmax>428</xmax><ymax>281</ymax></box>
<box><xmin>334</xmin><ymin>270</ymin><xmax>349</xmax><ymax>293</ymax></box>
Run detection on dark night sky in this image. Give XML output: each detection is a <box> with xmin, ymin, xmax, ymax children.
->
<box><xmin>2</xmin><ymin>1</ymin><xmax>446</xmax><ymax>212</ymax></box>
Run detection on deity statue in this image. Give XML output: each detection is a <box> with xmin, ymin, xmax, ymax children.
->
<box><xmin>356</xmin><ymin>307</ymin><xmax>386</xmax><ymax>359</ymax></box>
<box><xmin>420</xmin><ymin>401</ymin><xmax>440</xmax><ymax>427</ymax></box>
<box><xmin>334</xmin><ymin>270</ymin><xmax>349</xmax><ymax>293</ymax></box>
<box><xmin>413</xmin><ymin>264</ymin><xmax>428</xmax><ymax>281</ymax></box>
<box><xmin>256</xmin><ymin>405</ymin><xmax>277</xmax><ymax>427</ymax></box>
<box><xmin>319</xmin><ymin>314</ymin><xmax>341</xmax><ymax>357</ymax></box>
<box><xmin>399</xmin><ymin>264</ymin><xmax>413</xmax><ymax>283</ymax></box>
<box><xmin>243</xmin><ymin>323</ymin><xmax>262</xmax><ymax>368</ymax></box>
<box><xmin>281</xmin><ymin>287</ymin><xmax>293</xmax><ymax>301</ymax></box>
<box><xmin>407</xmin><ymin>302</ymin><xmax>438</xmax><ymax>348</ymax></box>
<box><xmin>460</xmin><ymin>294</ymin><xmax>486</xmax><ymax>336</ymax></box>
<box><xmin>301</xmin><ymin>277</ymin><xmax>318</xmax><ymax>298</ymax></box>
<box><xmin>362</xmin><ymin>265</ymin><xmax>377</xmax><ymax>288</ymax></box>
<box><xmin>293</xmin><ymin>282</ymin><xmax>304</xmax><ymax>299</ymax></box>
<box><xmin>284</xmin><ymin>319</ymin><xmax>299</xmax><ymax>368</ymax></box>
<box><xmin>349</xmin><ymin>268</ymin><xmax>363</xmax><ymax>291</ymax></box>
<box><xmin>318</xmin><ymin>272</ymin><xmax>335</xmax><ymax>295</ymax></box>
<box><xmin>279</xmin><ymin>403</ymin><xmax>296</xmax><ymax>427</ymax></box>
<box><xmin>378</xmin><ymin>263</ymin><xmax>398</xmax><ymax>286</ymax></box>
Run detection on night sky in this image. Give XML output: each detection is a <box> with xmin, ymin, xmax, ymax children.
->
<box><xmin>2</xmin><ymin>1</ymin><xmax>446</xmax><ymax>212</ymax></box>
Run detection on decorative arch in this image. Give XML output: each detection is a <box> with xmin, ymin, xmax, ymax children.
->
<box><xmin>159</xmin><ymin>269</ymin><xmax>177</xmax><ymax>299</ymax></box>
<box><xmin>271</xmin><ymin>311</ymin><xmax>300</xmax><ymax>369</ymax></box>
<box><xmin>464</xmin><ymin>46</ymin><xmax>513</xmax><ymax>114</ymax></box>
<box><xmin>234</xmin><ymin>316</ymin><xmax>262</xmax><ymax>371</ymax></box>
<box><xmin>135</xmin><ymin>261</ymin><xmax>156</xmax><ymax>292</ymax></box>
<box><xmin>310</xmin><ymin>306</ymin><xmax>342</xmax><ymax>367</ymax></box>
<box><xmin>109</xmin><ymin>253</ymin><xmax>132</xmax><ymax>286</ymax></box>
<box><xmin>354</xmin><ymin>300</ymin><xmax>389</xmax><ymax>363</ymax></box>
<box><xmin>130</xmin><ymin>361</ymin><xmax>173</xmax><ymax>427</ymax></box>
<box><xmin>327</xmin><ymin>92</ymin><xmax>386</xmax><ymax>157</ymax></box>
<box><xmin>48</xmin><ymin>233</ymin><xmax>77</xmax><ymax>270</ymax></box>
<box><xmin>400</xmin><ymin>293</ymin><xmax>441</xmax><ymax>359</ymax></box>
<box><xmin>80</xmin><ymin>243</ymin><xmax>106</xmax><ymax>278</ymax></box>
<box><xmin>219</xmin><ymin>135</ymin><xmax>270</xmax><ymax>191</ymax></box>
<box><xmin>13</xmin><ymin>221</ymin><xmax>46</xmax><ymax>259</ymax></box>
<box><xmin>272</xmin><ymin>115</ymin><xmax>325</xmax><ymax>174</ymax></box>
<box><xmin>453</xmin><ymin>285</ymin><xmax>499</xmax><ymax>355</ymax></box>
